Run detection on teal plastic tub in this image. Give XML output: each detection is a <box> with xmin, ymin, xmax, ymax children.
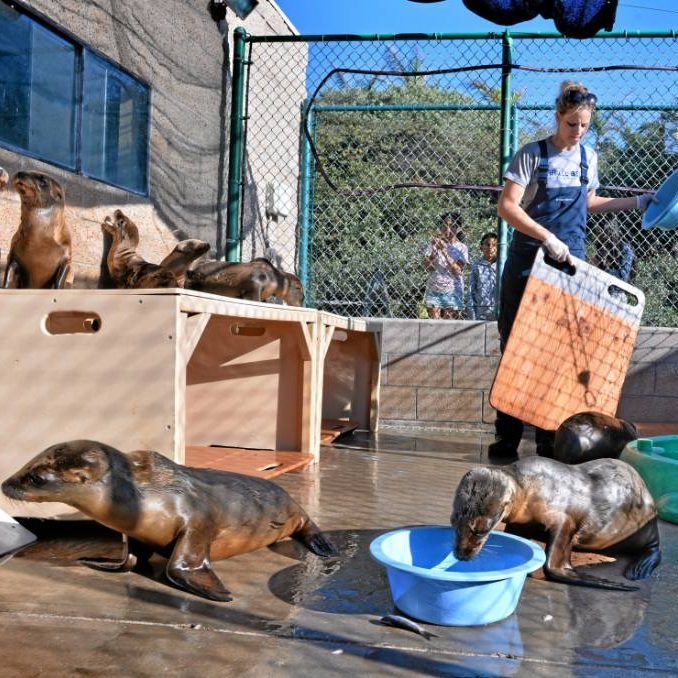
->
<box><xmin>369</xmin><ymin>526</ymin><xmax>545</xmax><ymax>626</ymax></box>
<box><xmin>642</xmin><ymin>166</ymin><xmax>678</xmax><ymax>230</ymax></box>
<box><xmin>621</xmin><ymin>435</ymin><xmax>678</xmax><ymax>523</ymax></box>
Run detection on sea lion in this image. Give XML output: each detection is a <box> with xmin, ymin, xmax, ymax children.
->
<box><xmin>554</xmin><ymin>411</ymin><xmax>638</xmax><ymax>464</ymax></box>
<box><xmin>1</xmin><ymin>440</ymin><xmax>337</xmax><ymax>602</ymax></box>
<box><xmin>158</xmin><ymin>238</ymin><xmax>210</xmax><ymax>287</ymax></box>
<box><xmin>451</xmin><ymin>457</ymin><xmax>660</xmax><ymax>591</ymax></box>
<box><xmin>185</xmin><ymin>257</ymin><xmax>304</xmax><ymax>306</ymax></box>
<box><xmin>4</xmin><ymin>171</ymin><xmax>73</xmax><ymax>288</ymax></box>
<box><xmin>102</xmin><ymin>210</ymin><xmax>178</xmax><ymax>289</ymax></box>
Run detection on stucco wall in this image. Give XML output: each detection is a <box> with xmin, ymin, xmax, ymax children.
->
<box><xmin>376</xmin><ymin>318</ymin><xmax>678</xmax><ymax>431</ymax></box>
<box><xmin>0</xmin><ymin>0</ymin><xmax>304</xmax><ymax>287</ymax></box>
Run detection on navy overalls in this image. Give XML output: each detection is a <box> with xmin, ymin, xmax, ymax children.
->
<box><xmin>495</xmin><ymin>140</ymin><xmax>589</xmax><ymax>451</ymax></box>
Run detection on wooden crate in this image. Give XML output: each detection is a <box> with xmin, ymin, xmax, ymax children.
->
<box><xmin>0</xmin><ymin>290</ymin><xmax>381</xmax><ymax>518</ymax></box>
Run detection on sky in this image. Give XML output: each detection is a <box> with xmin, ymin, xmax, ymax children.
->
<box><xmin>273</xmin><ymin>1</ymin><xmax>678</xmax><ymax>35</ymax></box>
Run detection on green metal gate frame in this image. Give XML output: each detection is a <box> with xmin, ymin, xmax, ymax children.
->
<box><xmin>226</xmin><ymin>28</ymin><xmax>678</xmax><ymax>295</ymax></box>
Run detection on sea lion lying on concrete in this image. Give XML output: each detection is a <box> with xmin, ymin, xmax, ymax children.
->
<box><xmin>2</xmin><ymin>440</ymin><xmax>337</xmax><ymax>602</ymax></box>
<box><xmin>554</xmin><ymin>411</ymin><xmax>638</xmax><ymax>464</ymax></box>
<box><xmin>451</xmin><ymin>456</ymin><xmax>660</xmax><ymax>591</ymax></box>
<box><xmin>158</xmin><ymin>239</ymin><xmax>210</xmax><ymax>287</ymax></box>
<box><xmin>185</xmin><ymin>257</ymin><xmax>304</xmax><ymax>306</ymax></box>
<box><xmin>102</xmin><ymin>210</ymin><xmax>178</xmax><ymax>289</ymax></box>
<box><xmin>4</xmin><ymin>171</ymin><xmax>73</xmax><ymax>289</ymax></box>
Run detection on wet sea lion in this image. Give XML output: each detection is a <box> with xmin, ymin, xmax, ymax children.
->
<box><xmin>1</xmin><ymin>440</ymin><xmax>337</xmax><ymax>602</ymax></box>
<box><xmin>451</xmin><ymin>457</ymin><xmax>660</xmax><ymax>591</ymax></box>
<box><xmin>553</xmin><ymin>411</ymin><xmax>637</xmax><ymax>464</ymax></box>
<box><xmin>185</xmin><ymin>257</ymin><xmax>304</xmax><ymax>306</ymax></box>
<box><xmin>102</xmin><ymin>210</ymin><xmax>178</xmax><ymax>289</ymax></box>
<box><xmin>4</xmin><ymin>171</ymin><xmax>73</xmax><ymax>289</ymax></box>
<box><xmin>158</xmin><ymin>238</ymin><xmax>210</xmax><ymax>287</ymax></box>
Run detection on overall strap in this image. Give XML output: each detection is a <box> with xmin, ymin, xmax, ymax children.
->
<box><xmin>579</xmin><ymin>144</ymin><xmax>589</xmax><ymax>186</ymax></box>
<box><xmin>537</xmin><ymin>140</ymin><xmax>549</xmax><ymax>184</ymax></box>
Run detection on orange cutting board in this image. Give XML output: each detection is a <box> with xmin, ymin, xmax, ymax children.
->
<box><xmin>489</xmin><ymin>249</ymin><xmax>645</xmax><ymax>431</ymax></box>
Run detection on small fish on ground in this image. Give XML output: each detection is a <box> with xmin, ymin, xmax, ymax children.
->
<box><xmin>377</xmin><ymin>614</ymin><xmax>437</xmax><ymax>639</ymax></box>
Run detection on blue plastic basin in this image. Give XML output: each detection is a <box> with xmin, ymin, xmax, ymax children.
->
<box><xmin>642</xmin><ymin>166</ymin><xmax>678</xmax><ymax>230</ymax></box>
<box><xmin>369</xmin><ymin>526</ymin><xmax>545</xmax><ymax>626</ymax></box>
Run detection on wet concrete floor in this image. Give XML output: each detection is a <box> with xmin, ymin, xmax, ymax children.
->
<box><xmin>0</xmin><ymin>429</ymin><xmax>677</xmax><ymax>677</ymax></box>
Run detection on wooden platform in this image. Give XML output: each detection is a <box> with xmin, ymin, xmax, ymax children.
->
<box><xmin>320</xmin><ymin>418</ymin><xmax>360</xmax><ymax>445</ymax></box>
<box><xmin>636</xmin><ymin>422</ymin><xmax>678</xmax><ymax>437</ymax></box>
<box><xmin>185</xmin><ymin>446</ymin><xmax>313</xmax><ymax>478</ymax></box>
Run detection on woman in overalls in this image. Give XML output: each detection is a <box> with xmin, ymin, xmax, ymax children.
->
<box><xmin>490</xmin><ymin>80</ymin><xmax>654</xmax><ymax>459</ymax></box>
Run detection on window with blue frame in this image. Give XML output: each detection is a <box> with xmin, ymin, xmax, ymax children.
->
<box><xmin>0</xmin><ymin>1</ymin><xmax>150</xmax><ymax>194</ymax></box>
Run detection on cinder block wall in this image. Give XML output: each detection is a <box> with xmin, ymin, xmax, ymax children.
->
<box><xmin>376</xmin><ymin>319</ymin><xmax>678</xmax><ymax>430</ymax></box>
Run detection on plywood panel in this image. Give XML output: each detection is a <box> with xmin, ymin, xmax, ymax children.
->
<box><xmin>490</xmin><ymin>251</ymin><xmax>645</xmax><ymax>431</ymax></box>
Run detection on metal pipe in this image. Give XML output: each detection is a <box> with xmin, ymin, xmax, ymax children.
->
<box><xmin>225</xmin><ymin>26</ymin><xmax>247</xmax><ymax>262</ymax></box>
<box><xmin>298</xmin><ymin>102</ymin><xmax>315</xmax><ymax>304</ymax></box>
<box><xmin>497</xmin><ymin>30</ymin><xmax>513</xmax><ymax>279</ymax></box>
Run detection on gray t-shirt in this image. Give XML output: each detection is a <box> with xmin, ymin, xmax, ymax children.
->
<box><xmin>504</xmin><ymin>138</ymin><xmax>599</xmax><ymax>207</ymax></box>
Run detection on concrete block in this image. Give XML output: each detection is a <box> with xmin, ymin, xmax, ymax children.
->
<box><xmin>620</xmin><ymin>363</ymin><xmax>655</xmax><ymax>396</ymax></box>
<box><xmin>453</xmin><ymin>355</ymin><xmax>499</xmax><ymax>389</ymax></box>
<box><xmin>417</xmin><ymin>388</ymin><xmax>483</xmax><ymax>422</ymax></box>
<box><xmin>617</xmin><ymin>395</ymin><xmax>678</xmax><ymax>424</ymax></box>
<box><xmin>386</xmin><ymin>354</ymin><xmax>452</xmax><ymax>387</ymax></box>
<box><xmin>654</xmin><ymin>362</ymin><xmax>678</xmax><ymax>397</ymax></box>
<box><xmin>631</xmin><ymin>327</ymin><xmax>678</xmax><ymax>364</ymax></box>
<box><xmin>485</xmin><ymin>322</ymin><xmax>501</xmax><ymax>356</ymax></box>
<box><xmin>419</xmin><ymin>320</ymin><xmax>487</xmax><ymax>356</ymax></box>
<box><xmin>482</xmin><ymin>391</ymin><xmax>497</xmax><ymax>425</ymax></box>
<box><xmin>380</xmin><ymin>386</ymin><xmax>417</xmax><ymax>420</ymax></box>
<box><xmin>380</xmin><ymin>320</ymin><xmax>420</xmax><ymax>356</ymax></box>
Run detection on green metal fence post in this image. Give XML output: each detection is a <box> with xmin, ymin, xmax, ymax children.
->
<box><xmin>298</xmin><ymin>102</ymin><xmax>315</xmax><ymax>304</ymax></box>
<box><xmin>225</xmin><ymin>27</ymin><xmax>248</xmax><ymax>262</ymax></box>
<box><xmin>497</xmin><ymin>30</ymin><xmax>514</xmax><ymax>281</ymax></box>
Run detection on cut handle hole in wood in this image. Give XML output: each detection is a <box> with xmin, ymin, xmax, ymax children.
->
<box><xmin>608</xmin><ymin>285</ymin><xmax>639</xmax><ymax>306</ymax></box>
<box><xmin>230</xmin><ymin>324</ymin><xmax>266</xmax><ymax>337</ymax></box>
<box><xmin>44</xmin><ymin>311</ymin><xmax>102</xmax><ymax>335</ymax></box>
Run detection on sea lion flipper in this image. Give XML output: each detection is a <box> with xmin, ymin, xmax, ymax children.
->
<box><xmin>544</xmin><ymin>566</ymin><xmax>639</xmax><ymax>591</ymax></box>
<box><xmin>165</xmin><ymin>528</ymin><xmax>233</xmax><ymax>602</ymax></box>
<box><xmin>625</xmin><ymin>545</ymin><xmax>661</xmax><ymax>581</ymax></box>
<box><xmin>293</xmin><ymin>520</ymin><xmax>338</xmax><ymax>557</ymax></box>
<box><xmin>80</xmin><ymin>533</ymin><xmax>138</xmax><ymax>572</ymax></box>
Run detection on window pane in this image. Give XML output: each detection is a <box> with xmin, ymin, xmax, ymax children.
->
<box><xmin>82</xmin><ymin>51</ymin><xmax>149</xmax><ymax>193</ymax></box>
<box><xmin>0</xmin><ymin>3</ymin><xmax>76</xmax><ymax>167</ymax></box>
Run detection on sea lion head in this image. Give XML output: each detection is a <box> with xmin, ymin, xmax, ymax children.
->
<box><xmin>1</xmin><ymin>440</ymin><xmax>112</xmax><ymax>507</ymax></box>
<box><xmin>174</xmin><ymin>239</ymin><xmax>210</xmax><ymax>259</ymax></box>
<box><xmin>12</xmin><ymin>171</ymin><xmax>64</xmax><ymax>209</ymax></box>
<box><xmin>282</xmin><ymin>273</ymin><xmax>304</xmax><ymax>307</ymax></box>
<box><xmin>451</xmin><ymin>467</ymin><xmax>513</xmax><ymax>560</ymax></box>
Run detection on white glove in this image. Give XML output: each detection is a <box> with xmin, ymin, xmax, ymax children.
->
<box><xmin>542</xmin><ymin>233</ymin><xmax>573</xmax><ymax>264</ymax></box>
<box><xmin>636</xmin><ymin>192</ymin><xmax>656</xmax><ymax>210</ymax></box>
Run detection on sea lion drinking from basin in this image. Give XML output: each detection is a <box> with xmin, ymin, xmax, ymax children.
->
<box><xmin>451</xmin><ymin>457</ymin><xmax>660</xmax><ymax>591</ymax></box>
<box><xmin>1</xmin><ymin>440</ymin><xmax>337</xmax><ymax>602</ymax></box>
<box><xmin>4</xmin><ymin>171</ymin><xmax>73</xmax><ymax>289</ymax></box>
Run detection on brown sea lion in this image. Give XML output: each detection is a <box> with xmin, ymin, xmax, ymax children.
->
<box><xmin>4</xmin><ymin>171</ymin><xmax>73</xmax><ymax>289</ymax></box>
<box><xmin>102</xmin><ymin>210</ymin><xmax>178</xmax><ymax>289</ymax></box>
<box><xmin>451</xmin><ymin>457</ymin><xmax>660</xmax><ymax>591</ymax></box>
<box><xmin>553</xmin><ymin>411</ymin><xmax>637</xmax><ymax>464</ymax></box>
<box><xmin>185</xmin><ymin>257</ymin><xmax>304</xmax><ymax>306</ymax></box>
<box><xmin>158</xmin><ymin>239</ymin><xmax>210</xmax><ymax>287</ymax></box>
<box><xmin>1</xmin><ymin>440</ymin><xmax>337</xmax><ymax>602</ymax></box>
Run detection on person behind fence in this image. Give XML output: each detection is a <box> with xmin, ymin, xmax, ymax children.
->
<box><xmin>423</xmin><ymin>211</ymin><xmax>470</xmax><ymax>319</ymax></box>
<box><xmin>591</xmin><ymin>218</ymin><xmax>635</xmax><ymax>286</ymax></box>
<box><xmin>468</xmin><ymin>231</ymin><xmax>498</xmax><ymax>320</ymax></box>
<box><xmin>491</xmin><ymin>79</ymin><xmax>656</xmax><ymax>459</ymax></box>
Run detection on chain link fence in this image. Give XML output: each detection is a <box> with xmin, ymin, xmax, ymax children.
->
<box><xmin>236</xmin><ymin>32</ymin><xmax>678</xmax><ymax>325</ymax></box>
